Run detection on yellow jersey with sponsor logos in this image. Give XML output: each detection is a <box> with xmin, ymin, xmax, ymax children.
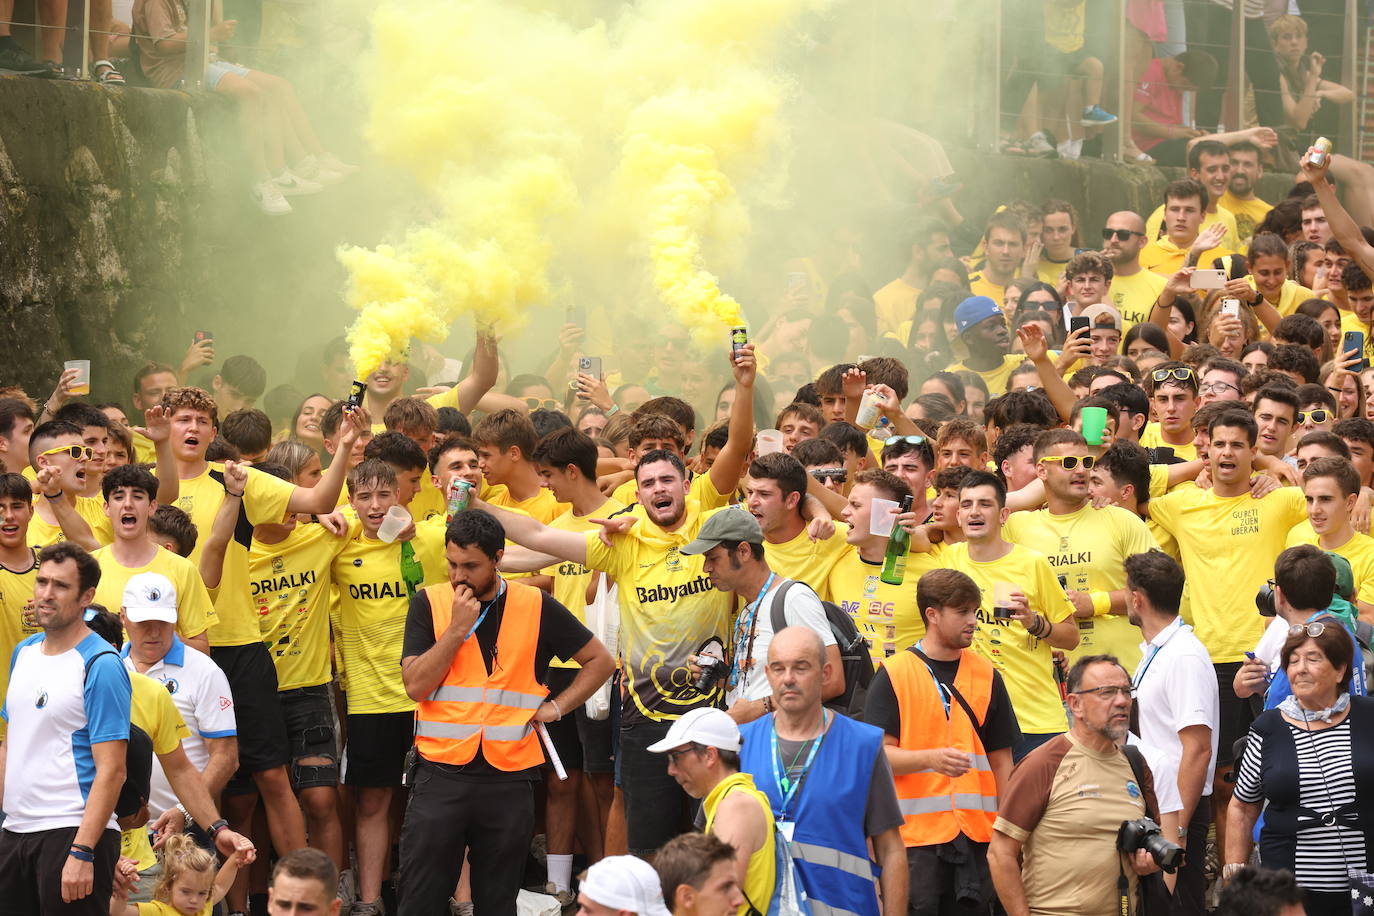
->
<box><xmin>825</xmin><ymin>544</ymin><xmax>935</xmax><ymax>663</ymax></box>
<box><xmin>0</xmin><ymin>548</ymin><xmax>39</xmax><ymax>738</ymax></box>
<box><xmin>544</xmin><ymin>498</ymin><xmax>625</xmax><ymax>669</ymax></box>
<box><xmin>167</xmin><ymin>463</ymin><xmax>296</xmax><ymax>648</ymax></box>
<box><xmin>1004</xmin><ymin>504</ymin><xmax>1158</xmax><ymax>673</ymax></box>
<box><xmin>583</xmin><ymin>504</ymin><xmax>735</xmax><ymax>724</ymax></box>
<box><xmin>1149</xmin><ymin>486</ymin><xmax>1306</xmax><ymax>662</ymax></box>
<box><xmin>250</xmin><ymin>523</ymin><xmax>347</xmax><ymax>691</ymax></box>
<box><xmin>944</xmin><ymin>542</ymin><xmax>1076</xmax><ymax>734</ymax></box>
<box><xmin>1109</xmin><ymin>269</ymin><xmax>1166</xmax><ymax>332</ymax></box>
<box><xmin>331</xmin><ymin>524</ymin><xmax>446</xmax><ymax>714</ymax></box>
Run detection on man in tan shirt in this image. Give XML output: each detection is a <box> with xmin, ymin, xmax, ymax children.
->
<box><xmin>987</xmin><ymin>655</ymin><xmax>1164</xmax><ymax>915</ymax></box>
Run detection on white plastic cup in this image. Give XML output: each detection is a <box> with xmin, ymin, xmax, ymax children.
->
<box><xmin>65</xmin><ymin>360</ymin><xmax>91</xmax><ymax>396</ymax></box>
<box><xmin>376</xmin><ymin>505</ymin><xmax>412</xmax><ymax>543</ymax></box>
<box><xmin>756</xmin><ymin>429</ymin><xmax>784</xmax><ymax>455</ymax></box>
<box><xmin>868</xmin><ymin>498</ymin><xmax>899</xmax><ymax>537</ymax></box>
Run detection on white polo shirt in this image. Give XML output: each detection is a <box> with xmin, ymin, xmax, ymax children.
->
<box><xmin>122</xmin><ymin>637</ymin><xmax>236</xmax><ymax>814</ymax></box>
<box><xmin>1133</xmin><ymin>617</ymin><xmax>1220</xmax><ymax>796</ymax></box>
<box><xmin>727</xmin><ymin>576</ymin><xmax>836</xmax><ymax>705</ymax></box>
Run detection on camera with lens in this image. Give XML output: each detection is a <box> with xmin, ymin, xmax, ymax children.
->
<box><xmin>1117</xmin><ymin>817</ymin><xmax>1184</xmax><ymax>872</ymax></box>
<box><xmin>1256</xmin><ymin>579</ymin><xmax>1277</xmax><ymax>617</ymax></box>
<box><xmin>694</xmin><ymin>655</ymin><xmax>725</xmax><ymax>693</ymax></box>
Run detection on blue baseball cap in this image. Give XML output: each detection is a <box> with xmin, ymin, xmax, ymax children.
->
<box><xmin>953</xmin><ymin>296</ymin><xmax>1004</xmax><ymax>336</ymax></box>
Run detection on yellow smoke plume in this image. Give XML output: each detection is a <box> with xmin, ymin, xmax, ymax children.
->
<box><xmin>340</xmin><ymin>0</ymin><xmax>826</xmax><ymax>378</ymax></box>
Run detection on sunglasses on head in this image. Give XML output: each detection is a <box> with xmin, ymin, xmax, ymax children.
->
<box><xmin>1039</xmin><ymin>455</ymin><xmax>1096</xmax><ymax>470</ymax></box>
<box><xmin>38</xmin><ymin>444</ymin><xmax>93</xmax><ymax>461</ymax></box>
<box><xmin>1298</xmin><ymin>409</ymin><xmax>1331</xmax><ymax>424</ymax></box>
<box><xmin>1151</xmin><ymin>367</ymin><xmax>1195</xmax><ymax>383</ymax></box>
<box><xmin>1102</xmin><ymin>228</ymin><xmax>1145</xmax><ymax>241</ymax></box>
<box><xmin>1288</xmin><ymin>621</ymin><xmax>1327</xmax><ymax>638</ymax></box>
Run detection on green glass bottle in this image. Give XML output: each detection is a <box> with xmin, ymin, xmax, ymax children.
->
<box><xmin>880</xmin><ymin>495</ymin><xmax>914</xmax><ymax>586</ymax></box>
<box><xmin>399</xmin><ymin>541</ymin><xmax>425</xmax><ymax>598</ymax></box>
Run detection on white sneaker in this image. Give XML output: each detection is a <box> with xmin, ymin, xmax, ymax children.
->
<box><xmin>294</xmin><ymin>154</ymin><xmax>345</xmax><ymax>184</ymax></box>
<box><xmin>273</xmin><ymin>168</ymin><xmax>324</xmax><ymax>196</ymax></box>
<box><xmin>319</xmin><ymin>151</ymin><xmax>360</xmax><ymax>174</ymax></box>
<box><xmin>253</xmin><ymin>179</ymin><xmax>292</xmax><ymax>215</ymax></box>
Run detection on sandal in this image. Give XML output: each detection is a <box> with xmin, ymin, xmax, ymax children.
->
<box><xmin>92</xmin><ymin>59</ymin><xmax>125</xmax><ymax>85</ymax></box>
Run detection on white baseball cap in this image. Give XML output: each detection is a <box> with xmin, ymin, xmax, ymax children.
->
<box><xmin>122</xmin><ymin>572</ymin><xmax>178</xmax><ymax>624</ymax></box>
<box><xmin>579</xmin><ymin>856</ymin><xmax>672</xmax><ymax>916</ymax></box>
<box><xmin>647</xmin><ymin>707</ymin><xmax>741</xmax><ymax>754</ymax></box>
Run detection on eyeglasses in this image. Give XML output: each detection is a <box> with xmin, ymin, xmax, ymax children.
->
<box><xmin>1072</xmin><ymin>685</ymin><xmax>1136</xmax><ymax>700</ymax></box>
<box><xmin>1288</xmin><ymin>622</ymin><xmax>1328</xmax><ymax>638</ymax></box>
<box><xmin>37</xmin><ymin>445</ymin><xmax>93</xmax><ymax>461</ymax></box>
<box><xmin>810</xmin><ymin>468</ymin><xmax>848</xmax><ymax>483</ymax></box>
<box><xmin>1102</xmin><ymin>228</ymin><xmax>1145</xmax><ymax>241</ymax></box>
<box><xmin>1039</xmin><ymin>455</ymin><xmax>1096</xmax><ymax>470</ymax></box>
<box><xmin>1152</xmin><ymin>367</ymin><xmax>1196</xmax><ymax>383</ymax></box>
<box><xmin>1298</xmin><ymin>409</ymin><xmax>1331</xmax><ymax>424</ymax></box>
<box><xmin>1200</xmin><ymin>381</ymin><xmax>1241</xmax><ymax>396</ymax></box>
<box><xmin>664</xmin><ymin>745</ymin><xmax>702</xmax><ymax>765</ymax></box>
<box><xmin>523</xmin><ymin>398</ymin><xmax>560</xmax><ymax>411</ymax></box>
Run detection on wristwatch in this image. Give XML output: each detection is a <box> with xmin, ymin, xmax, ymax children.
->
<box><xmin>207</xmin><ymin>818</ymin><xmax>229</xmax><ymax>838</ymax></box>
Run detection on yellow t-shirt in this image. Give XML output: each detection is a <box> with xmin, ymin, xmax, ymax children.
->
<box><xmin>123</xmin><ymin>672</ymin><xmax>190</xmax><ymax>871</ymax></box>
<box><xmin>1003</xmin><ymin>504</ymin><xmax>1158</xmax><ymax>673</ymax></box>
<box><xmin>250</xmin><ymin>523</ymin><xmax>346</xmax><ymax>691</ymax></box>
<box><xmin>1145</xmin><ymin>205</ymin><xmax>1241</xmax><ymax>254</ymax></box>
<box><xmin>1044</xmin><ymin>0</ymin><xmax>1085</xmax><ymax>52</ymax></box>
<box><xmin>1284</xmin><ymin>523</ymin><xmax>1374</xmax><ymax>608</ymax></box>
<box><xmin>1218</xmin><ymin>192</ymin><xmax>1272</xmax><ymax>248</ymax></box>
<box><xmin>91</xmin><ymin>546</ymin><xmax>216</xmax><ymax>643</ymax></box>
<box><xmin>408</xmin><ymin>474</ymin><xmax>447</xmax><ymax>522</ymax></box>
<box><xmin>170</xmin><ymin>463</ymin><xmax>296</xmax><ymax>648</ymax></box>
<box><xmin>26</xmin><ymin>496</ymin><xmax>113</xmax><ymax>549</ymax></box>
<box><xmin>138</xmin><ymin>900</ymin><xmax>212</xmax><ymax>916</ymax></box>
<box><xmin>0</xmin><ymin>548</ymin><xmax>40</xmax><ymax>739</ymax></box>
<box><xmin>762</xmin><ymin>523</ymin><xmax>851</xmax><ymax>602</ymax></box>
<box><xmin>1138</xmin><ymin>423</ymin><xmax>1198</xmax><ymax>462</ymax></box>
<box><xmin>1250</xmin><ymin>278</ymin><xmax>1316</xmax><ymax>318</ymax></box>
<box><xmin>331</xmin><ymin>523</ymin><xmax>446</xmax><ymax>714</ymax></box>
<box><xmin>945</xmin><ymin>354</ymin><xmax>1025</xmax><ymax>397</ymax></box>
<box><xmin>943</xmin><ymin>542</ymin><xmax>1076</xmax><ymax>734</ymax></box>
<box><xmin>825</xmin><ymin>544</ymin><xmax>934</xmax><ymax>664</ymax></box>
<box><xmin>1149</xmin><ymin>486</ymin><xmax>1307</xmax><ymax>661</ymax></box>
<box><xmin>1036</xmin><ymin>255</ymin><xmax>1072</xmax><ymax>287</ymax></box>
<box><xmin>544</xmin><ymin>498</ymin><xmax>626</xmax><ymax>669</ymax></box>
<box><xmin>484</xmin><ymin>483</ymin><xmax>567</xmax><ymax>525</ymax></box>
<box><xmin>873</xmin><ymin>278</ymin><xmax>921</xmax><ymax>339</ymax></box>
<box><xmin>613</xmin><ymin>470</ymin><xmax>734</xmax><ymax>516</ymax></box>
<box><xmin>130</xmin><ymin>430</ymin><xmax>158</xmax><ymax>466</ymax></box>
<box><xmin>967</xmin><ymin>272</ymin><xmax>1005</xmax><ymax>304</ymax></box>
<box><xmin>584</xmin><ymin>504</ymin><xmax>736</xmax><ymax>724</ymax></box>
<box><xmin>1109</xmin><ymin>269</ymin><xmax>1167</xmax><ymax>332</ymax></box>
<box><xmin>1140</xmin><ymin>237</ymin><xmax>1235</xmax><ymax>277</ymax></box>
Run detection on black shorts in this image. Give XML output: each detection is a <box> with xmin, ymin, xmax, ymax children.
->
<box><xmin>212</xmin><ymin>643</ymin><xmax>290</xmax><ymax>778</ymax></box>
<box><xmin>343</xmin><ymin>711</ymin><xmax>414</xmax><ymax>787</ymax></box>
<box><xmin>575</xmin><ymin>703</ymin><xmax>615</xmax><ymax>775</ymax></box>
<box><xmin>1214</xmin><ymin>661</ymin><xmax>1261</xmax><ymax>768</ymax></box>
<box><xmin>543</xmin><ymin>668</ymin><xmax>584</xmax><ymax>771</ymax></box>
<box><xmin>0</xmin><ymin>827</ymin><xmax>120</xmax><ymax>916</ymax></box>
<box><xmin>280</xmin><ymin>684</ymin><xmax>339</xmax><ymax>790</ymax></box>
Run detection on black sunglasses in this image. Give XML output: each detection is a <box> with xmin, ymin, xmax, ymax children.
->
<box><xmin>1102</xmin><ymin>228</ymin><xmax>1145</xmax><ymax>241</ymax></box>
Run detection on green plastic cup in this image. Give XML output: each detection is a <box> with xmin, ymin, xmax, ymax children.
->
<box><xmin>1080</xmin><ymin>406</ymin><xmax>1109</xmax><ymax>446</ymax></box>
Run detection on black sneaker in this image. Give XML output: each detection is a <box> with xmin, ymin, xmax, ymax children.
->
<box><xmin>0</xmin><ymin>44</ymin><xmax>49</xmax><ymax>76</ymax></box>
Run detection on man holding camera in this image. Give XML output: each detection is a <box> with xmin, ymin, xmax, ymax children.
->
<box><xmin>988</xmin><ymin>655</ymin><xmax>1166</xmax><ymax>916</ymax></box>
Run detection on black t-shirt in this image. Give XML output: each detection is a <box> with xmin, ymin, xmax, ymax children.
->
<box><xmin>401</xmin><ymin>584</ymin><xmax>595</xmax><ymax>781</ymax></box>
<box><xmin>864</xmin><ymin>648</ymin><xmax>1021</xmax><ymax>752</ymax></box>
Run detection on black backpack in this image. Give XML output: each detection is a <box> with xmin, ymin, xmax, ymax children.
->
<box><xmin>768</xmin><ymin>579</ymin><xmax>875</xmax><ymax>719</ymax></box>
<box><xmin>84</xmin><ymin>650</ymin><xmax>154</xmax><ymax>820</ymax></box>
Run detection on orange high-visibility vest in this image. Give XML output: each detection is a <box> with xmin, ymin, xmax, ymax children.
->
<box><xmin>885</xmin><ymin>648</ymin><xmax>999</xmax><ymax>846</ymax></box>
<box><xmin>413</xmin><ymin>580</ymin><xmax>547</xmax><ymax>770</ymax></box>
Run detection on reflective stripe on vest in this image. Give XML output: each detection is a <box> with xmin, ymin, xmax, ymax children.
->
<box><xmin>809</xmin><ymin>903</ymin><xmax>868</xmax><ymax>916</ymax></box>
<box><xmin>790</xmin><ymin>842</ymin><xmax>874</xmax><ymax>882</ymax></box>
<box><xmin>413</xmin><ymin>580</ymin><xmax>547</xmax><ymax>770</ymax></box>
<box><xmin>885</xmin><ymin>649</ymin><xmax>999</xmax><ymax>845</ymax></box>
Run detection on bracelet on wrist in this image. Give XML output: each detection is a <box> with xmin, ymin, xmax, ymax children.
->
<box><xmin>70</xmin><ymin>842</ymin><xmax>95</xmax><ymax>855</ymax></box>
<box><xmin>207</xmin><ymin>818</ymin><xmax>229</xmax><ymax>838</ymax></box>
<box><xmin>43</xmin><ymin>490</ymin><xmax>63</xmax><ymax>500</ymax></box>
<box><xmin>548</xmin><ymin>697</ymin><xmax>562</xmax><ymax>721</ymax></box>
<box><xmin>68</xmin><ymin>847</ymin><xmax>95</xmax><ymax>863</ymax></box>
<box><xmin>225</xmin><ymin>489</ymin><xmax>244</xmax><ymax>498</ymax></box>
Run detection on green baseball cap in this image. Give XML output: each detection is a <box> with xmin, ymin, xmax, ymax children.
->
<box><xmin>680</xmin><ymin>508</ymin><xmax>764</xmax><ymax>555</ymax></box>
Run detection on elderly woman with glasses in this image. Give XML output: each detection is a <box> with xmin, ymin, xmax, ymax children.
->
<box><xmin>1225</xmin><ymin>621</ymin><xmax>1374</xmax><ymax>915</ymax></box>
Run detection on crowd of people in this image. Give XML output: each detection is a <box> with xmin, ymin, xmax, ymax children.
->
<box><xmin>7</xmin><ymin>38</ymin><xmax>1374</xmax><ymax>916</ymax></box>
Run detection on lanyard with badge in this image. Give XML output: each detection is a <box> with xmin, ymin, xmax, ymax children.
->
<box><xmin>1131</xmin><ymin>619</ymin><xmax>1186</xmax><ymax>690</ymax></box>
<box><xmin>730</xmin><ymin>572</ymin><xmax>776</xmax><ymax>691</ymax></box>
<box><xmin>769</xmin><ymin>707</ymin><xmax>828</xmax><ymax>840</ymax></box>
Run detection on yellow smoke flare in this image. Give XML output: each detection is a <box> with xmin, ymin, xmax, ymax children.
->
<box><xmin>340</xmin><ymin>0</ymin><xmax>825</xmax><ymax>378</ymax></box>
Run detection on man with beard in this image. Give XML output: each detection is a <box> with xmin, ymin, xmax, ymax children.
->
<box><xmin>1218</xmin><ymin>141</ymin><xmax>1272</xmax><ymax>248</ymax></box>
<box><xmin>1103</xmin><ymin>211</ymin><xmax>1166</xmax><ymax>331</ymax></box>
<box><xmin>988</xmin><ymin>655</ymin><xmax>1164</xmax><ymax>916</ymax></box>
<box><xmin>397</xmin><ymin>509</ymin><xmax>613</xmax><ymax>916</ymax></box>
<box><xmin>968</xmin><ymin>210</ymin><xmax>1027</xmax><ymax>306</ymax></box>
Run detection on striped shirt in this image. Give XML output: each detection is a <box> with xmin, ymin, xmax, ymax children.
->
<box><xmin>1235</xmin><ymin>718</ymin><xmax>1366</xmax><ymax>891</ymax></box>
